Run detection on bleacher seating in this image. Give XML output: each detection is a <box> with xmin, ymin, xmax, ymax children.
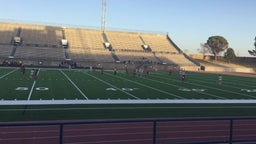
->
<box><xmin>0</xmin><ymin>22</ymin><xmax>18</xmax><ymax>44</ymax></box>
<box><xmin>65</xmin><ymin>28</ymin><xmax>104</xmax><ymax>49</ymax></box>
<box><xmin>115</xmin><ymin>51</ymin><xmax>159</xmax><ymax>63</ymax></box>
<box><xmin>20</xmin><ymin>24</ymin><xmax>62</xmax><ymax>47</ymax></box>
<box><xmin>67</xmin><ymin>48</ymin><xmax>113</xmax><ymax>62</ymax></box>
<box><xmin>139</xmin><ymin>33</ymin><xmax>178</xmax><ymax>53</ymax></box>
<box><xmin>64</xmin><ymin>28</ymin><xmax>113</xmax><ymax>62</ymax></box>
<box><xmin>0</xmin><ymin>22</ymin><xmax>200</xmax><ymax>70</ymax></box>
<box><xmin>15</xmin><ymin>46</ymin><xmax>65</xmax><ymax>60</ymax></box>
<box><xmin>106</xmin><ymin>31</ymin><xmax>143</xmax><ymax>51</ymax></box>
<box><xmin>0</xmin><ymin>45</ymin><xmax>13</xmax><ymax>57</ymax></box>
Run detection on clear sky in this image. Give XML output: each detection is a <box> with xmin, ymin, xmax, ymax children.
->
<box><xmin>0</xmin><ymin>0</ymin><xmax>255</xmax><ymax>57</ymax></box>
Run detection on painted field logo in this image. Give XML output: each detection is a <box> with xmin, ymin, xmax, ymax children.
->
<box><xmin>178</xmin><ymin>88</ymin><xmax>206</xmax><ymax>92</ymax></box>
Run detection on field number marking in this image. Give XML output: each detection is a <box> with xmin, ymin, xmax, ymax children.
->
<box><xmin>241</xmin><ymin>89</ymin><xmax>256</xmax><ymax>93</ymax></box>
<box><xmin>36</xmin><ymin>87</ymin><xmax>49</xmax><ymax>91</ymax></box>
<box><xmin>15</xmin><ymin>87</ymin><xmax>29</xmax><ymax>91</ymax></box>
<box><xmin>106</xmin><ymin>88</ymin><xmax>138</xmax><ymax>91</ymax></box>
<box><xmin>15</xmin><ymin>87</ymin><xmax>49</xmax><ymax>91</ymax></box>
<box><xmin>178</xmin><ymin>88</ymin><xmax>206</xmax><ymax>92</ymax></box>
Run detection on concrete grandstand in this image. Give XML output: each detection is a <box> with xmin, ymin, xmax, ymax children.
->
<box><xmin>0</xmin><ymin>21</ymin><xmax>254</xmax><ymax>73</ymax></box>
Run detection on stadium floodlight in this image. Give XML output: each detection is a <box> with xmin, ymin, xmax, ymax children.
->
<box><xmin>254</xmin><ymin>36</ymin><xmax>256</xmax><ymax>47</ymax></box>
<box><xmin>101</xmin><ymin>0</ymin><xmax>106</xmax><ymax>31</ymax></box>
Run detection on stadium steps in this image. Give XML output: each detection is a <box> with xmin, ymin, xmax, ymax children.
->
<box><xmin>138</xmin><ymin>35</ymin><xmax>151</xmax><ymax>51</ymax></box>
<box><xmin>65</xmin><ymin>50</ymin><xmax>70</xmax><ymax>60</ymax></box>
<box><xmin>61</xmin><ymin>29</ymin><xmax>66</xmax><ymax>39</ymax></box>
<box><xmin>139</xmin><ymin>35</ymin><xmax>146</xmax><ymax>44</ymax></box>
<box><xmin>111</xmin><ymin>51</ymin><xmax>120</xmax><ymax>62</ymax></box>
<box><xmin>102</xmin><ymin>32</ymin><xmax>109</xmax><ymax>43</ymax></box>
<box><xmin>102</xmin><ymin>32</ymin><xmax>113</xmax><ymax>51</ymax></box>
<box><xmin>166</xmin><ymin>35</ymin><xmax>200</xmax><ymax>66</ymax></box>
<box><xmin>16</xmin><ymin>27</ymin><xmax>22</xmax><ymax>37</ymax></box>
<box><xmin>152</xmin><ymin>52</ymin><xmax>163</xmax><ymax>64</ymax></box>
<box><xmin>9</xmin><ymin>46</ymin><xmax>17</xmax><ymax>58</ymax></box>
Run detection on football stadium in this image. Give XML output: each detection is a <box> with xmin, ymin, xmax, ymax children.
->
<box><xmin>0</xmin><ymin>0</ymin><xmax>256</xmax><ymax>144</ymax></box>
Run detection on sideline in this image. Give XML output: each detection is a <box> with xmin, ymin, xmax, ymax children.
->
<box><xmin>1</xmin><ymin>99</ymin><xmax>256</xmax><ymax>105</ymax></box>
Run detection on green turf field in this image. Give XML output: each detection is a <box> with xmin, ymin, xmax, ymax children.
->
<box><xmin>0</xmin><ymin>67</ymin><xmax>255</xmax><ymax>122</ymax></box>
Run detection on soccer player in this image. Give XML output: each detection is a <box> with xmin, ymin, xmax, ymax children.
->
<box><xmin>181</xmin><ymin>71</ymin><xmax>186</xmax><ymax>83</ymax></box>
<box><xmin>30</xmin><ymin>69</ymin><xmax>34</xmax><ymax>78</ymax></box>
<box><xmin>168</xmin><ymin>68</ymin><xmax>172</xmax><ymax>75</ymax></box>
<box><xmin>146</xmin><ymin>68</ymin><xmax>150</xmax><ymax>77</ymax></box>
<box><xmin>101</xmin><ymin>67</ymin><xmax>104</xmax><ymax>74</ymax></box>
<box><xmin>33</xmin><ymin>69</ymin><xmax>39</xmax><ymax>80</ymax></box>
<box><xmin>218</xmin><ymin>74</ymin><xmax>222</xmax><ymax>85</ymax></box>
<box><xmin>20</xmin><ymin>65</ymin><xmax>26</xmax><ymax>75</ymax></box>
<box><xmin>133</xmin><ymin>69</ymin><xmax>137</xmax><ymax>78</ymax></box>
<box><xmin>22</xmin><ymin>66</ymin><xmax>26</xmax><ymax>75</ymax></box>
<box><xmin>124</xmin><ymin>65</ymin><xmax>128</xmax><ymax>74</ymax></box>
<box><xmin>114</xmin><ymin>67</ymin><xmax>117</xmax><ymax>75</ymax></box>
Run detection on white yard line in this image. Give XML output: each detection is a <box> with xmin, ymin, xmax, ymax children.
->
<box><xmin>0</xmin><ymin>68</ymin><xmax>17</xmax><ymax>79</ymax></box>
<box><xmin>60</xmin><ymin>70</ymin><xmax>88</xmax><ymax>100</ymax></box>
<box><xmin>105</xmin><ymin>72</ymin><xmax>185</xmax><ymax>99</ymax></box>
<box><xmin>85</xmin><ymin>72</ymin><xmax>140</xmax><ymax>99</ymax></box>
<box><xmin>183</xmin><ymin>80</ymin><xmax>256</xmax><ymax>98</ymax></box>
<box><xmin>27</xmin><ymin>69</ymin><xmax>41</xmax><ymax>100</ymax></box>
<box><xmin>153</xmin><ymin>73</ymin><xmax>256</xmax><ymax>99</ymax></box>
<box><xmin>27</xmin><ymin>81</ymin><xmax>36</xmax><ymax>101</ymax></box>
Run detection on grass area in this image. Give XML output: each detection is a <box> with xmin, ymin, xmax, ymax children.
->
<box><xmin>0</xmin><ymin>67</ymin><xmax>255</xmax><ymax>122</ymax></box>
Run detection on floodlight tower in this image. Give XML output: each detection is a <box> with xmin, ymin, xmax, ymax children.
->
<box><xmin>101</xmin><ymin>0</ymin><xmax>106</xmax><ymax>32</ymax></box>
<box><xmin>254</xmin><ymin>36</ymin><xmax>256</xmax><ymax>49</ymax></box>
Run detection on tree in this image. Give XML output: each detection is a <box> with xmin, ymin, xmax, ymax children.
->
<box><xmin>224</xmin><ymin>48</ymin><xmax>236</xmax><ymax>63</ymax></box>
<box><xmin>248</xmin><ymin>36</ymin><xmax>256</xmax><ymax>56</ymax></box>
<box><xmin>197</xmin><ymin>43</ymin><xmax>211</xmax><ymax>55</ymax></box>
<box><xmin>206</xmin><ymin>36</ymin><xmax>229</xmax><ymax>60</ymax></box>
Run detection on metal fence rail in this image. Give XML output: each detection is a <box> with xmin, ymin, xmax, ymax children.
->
<box><xmin>1</xmin><ymin>117</ymin><xmax>256</xmax><ymax>144</ymax></box>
